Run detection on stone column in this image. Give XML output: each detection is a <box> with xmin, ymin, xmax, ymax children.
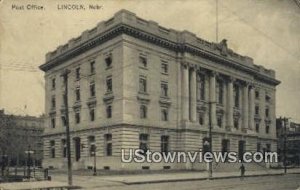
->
<box><xmin>248</xmin><ymin>85</ymin><xmax>255</xmax><ymax>130</ymax></box>
<box><xmin>242</xmin><ymin>82</ymin><xmax>249</xmax><ymax>131</ymax></box>
<box><xmin>226</xmin><ymin>77</ymin><xmax>234</xmax><ymax>128</ymax></box>
<box><xmin>209</xmin><ymin>71</ymin><xmax>217</xmax><ymax>127</ymax></box>
<box><xmin>190</xmin><ymin>67</ymin><xmax>197</xmax><ymax>122</ymax></box>
<box><xmin>182</xmin><ymin>63</ymin><xmax>189</xmax><ymax>121</ymax></box>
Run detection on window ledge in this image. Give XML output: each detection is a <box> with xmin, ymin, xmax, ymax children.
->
<box><xmin>87</xmin><ymin>97</ymin><xmax>97</xmax><ymax>107</ymax></box>
<box><xmin>139</xmin><ymin>66</ymin><xmax>148</xmax><ymax>70</ymax></box>
<box><xmin>103</xmin><ymin>93</ymin><xmax>114</xmax><ymax>104</ymax></box>
<box><xmin>105</xmin><ymin>66</ymin><xmax>113</xmax><ymax>70</ymax></box>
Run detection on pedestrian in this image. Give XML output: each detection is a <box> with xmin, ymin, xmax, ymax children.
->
<box><xmin>240</xmin><ymin>163</ymin><xmax>245</xmax><ymax>180</ymax></box>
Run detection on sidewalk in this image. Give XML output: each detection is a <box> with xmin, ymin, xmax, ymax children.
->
<box><xmin>1</xmin><ymin>168</ymin><xmax>299</xmax><ymax>189</ymax></box>
<box><xmin>0</xmin><ymin>181</ymin><xmax>72</xmax><ymax>190</ymax></box>
<box><xmin>99</xmin><ymin>168</ymin><xmax>300</xmax><ymax>185</ymax></box>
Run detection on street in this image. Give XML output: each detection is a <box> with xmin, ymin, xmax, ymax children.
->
<box><xmin>50</xmin><ymin>173</ymin><xmax>300</xmax><ymax>190</ymax></box>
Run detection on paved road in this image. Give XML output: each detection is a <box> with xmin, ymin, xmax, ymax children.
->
<box><xmin>51</xmin><ymin>174</ymin><xmax>300</xmax><ymax>190</ymax></box>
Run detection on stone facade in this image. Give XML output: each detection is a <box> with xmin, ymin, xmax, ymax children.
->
<box><xmin>39</xmin><ymin>10</ymin><xmax>280</xmax><ymax>170</ymax></box>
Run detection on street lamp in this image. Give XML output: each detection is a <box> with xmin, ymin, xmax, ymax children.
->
<box><xmin>25</xmin><ymin>146</ymin><xmax>34</xmax><ymax>179</ymax></box>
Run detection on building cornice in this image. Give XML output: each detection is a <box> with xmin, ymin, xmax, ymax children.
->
<box><xmin>39</xmin><ymin>10</ymin><xmax>280</xmax><ymax>86</ymax></box>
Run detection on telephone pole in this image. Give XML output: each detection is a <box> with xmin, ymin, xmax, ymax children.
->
<box><xmin>216</xmin><ymin>0</ymin><xmax>219</xmax><ymax>42</ymax></box>
<box><xmin>61</xmin><ymin>69</ymin><xmax>72</xmax><ymax>186</ymax></box>
<box><xmin>283</xmin><ymin>117</ymin><xmax>287</xmax><ymax>174</ymax></box>
<box><xmin>208</xmin><ymin>101</ymin><xmax>215</xmax><ymax>179</ymax></box>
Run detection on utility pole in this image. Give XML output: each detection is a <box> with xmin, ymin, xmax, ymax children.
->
<box><xmin>61</xmin><ymin>69</ymin><xmax>73</xmax><ymax>186</ymax></box>
<box><xmin>208</xmin><ymin>101</ymin><xmax>215</xmax><ymax>179</ymax></box>
<box><xmin>283</xmin><ymin>117</ymin><xmax>287</xmax><ymax>174</ymax></box>
<box><xmin>216</xmin><ymin>0</ymin><xmax>219</xmax><ymax>42</ymax></box>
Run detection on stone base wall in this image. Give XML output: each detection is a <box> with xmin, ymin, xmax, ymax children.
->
<box><xmin>42</xmin><ymin>125</ymin><xmax>277</xmax><ymax>170</ymax></box>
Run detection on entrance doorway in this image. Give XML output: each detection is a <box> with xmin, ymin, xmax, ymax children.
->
<box><xmin>238</xmin><ymin>140</ymin><xmax>246</xmax><ymax>161</ymax></box>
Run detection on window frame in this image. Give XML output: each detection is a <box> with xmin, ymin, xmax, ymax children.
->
<box><xmin>161</xmin><ymin>135</ymin><xmax>169</xmax><ymax>153</ymax></box>
<box><xmin>106</xmin><ymin>76</ymin><xmax>112</xmax><ymax>93</ymax></box>
<box><xmin>104</xmin><ymin>134</ymin><xmax>112</xmax><ymax>156</ymax></box>
<box><xmin>140</xmin><ymin>105</ymin><xmax>147</xmax><ymax>119</ymax></box>
<box><xmin>106</xmin><ymin>105</ymin><xmax>112</xmax><ymax>118</ymax></box>
<box><xmin>139</xmin><ymin>76</ymin><xmax>147</xmax><ymax>93</ymax></box>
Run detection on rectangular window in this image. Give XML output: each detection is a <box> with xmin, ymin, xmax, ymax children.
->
<box><xmin>139</xmin><ymin>56</ymin><xmax>147</xmax><ymax>68</ymax></box>
<box><xmin>234</xmin><ymin>85</ymin><xmax>239</xmax><ymax>108</ymax></box>
<box><xmin>139</xmin><ymin>134</ymin><xmax>149</xmax><ymax>153</ymax></box>
<box><xmin>61</xmin><ymin>116</ymin><xmax>66</xmax><ymax>127</ymax></box>
<box><xmin>255</xmin><ymin>106</ymin><xmax>259</xmax><ymax>115</ymax></box>
<box><xmin>50</xmin><ymin>140</ymin><xmax>55</xmax><ymax>158</ymax></box>
<box><xmin>51</xmin><ymin>78</ymin><xmax>56</xmax><ymax>89</ymax></box>
<box><xmin>106</xmin><ymin>76</ymin><xmax>112</xmax><ymax>92</ymax></box>
<box><xmin>161</xmin><ymin>108</ymin><xmax>168</xmax><ymax>121</ymax></box>
<box><xmin>161</xmin><ymin>82</ymin><xmax>168</xmax><ymax>97</ymax></box>
<box><xmin>75</xmin><ymin>67</ymin><xmax>80</xmax><ymax>80</ymax></box>
<box><xmin>88</xmin><ymin>136</ymin><xmax>96</xmax><ymax>157</ymax></box>
<box><xmin>90</xmin><ymin>108</ymin><xmax>95</xmax><ymax>122</ymax></box>
<box><xmin>75</xmin><ymin>112</ymin><xmax>80</xmax><ymax>124</ymax></box>
<box><xmin>217</xmin><ymin>115</ymin><xmax>223</xmax><ymax>127</ymax></box>
<box><xmin>62</xmin><ymin>139</ymin><xmax>67</xmax><ymax>158</ymax></box>
<box><xmin>265</xmin><ymin>108</ymin><xmax>269</xmax><ymax>118</ymax></box>
<box><xmin>140</xmin><ymin>105</ymin><xmax>147</xmax><ymax>119</ymax></box>
<box><xmin>265</xmin><ymin>95</ymin><xmax>271</xmax><ymax>102</ymax></box>
<box><xmin>161</xmin><ymin>61</ymin><xmax>168</xmax><ymax>74</ymax></box>
<box><xmin>51</xmin><ymin>96</ymin><xmax>56</xmax><ymax>109</ymax></box>
<box><xmin>216</xmin><ymin>80</ymin><xmax>223</xmax><ymax>104</ymax></box>
<box><xmin>106</xmin><ymin>105</ymin><xmax>112</xmax><ymax>118</ymax></box>
<box><xmin>234</xmin><ymin>118</ymin><xmax>239</xmax><ymax>129</ymax></box>
<box><xmin>256</xmin><ymin>123</ymin><xmax>259</xmax><ymax>132</ymax></box>
<box><xmin>90</xmin><ymin>81</ymin><xmax>95</xmax><ymax>97</ymax></box>
<box><xmin>139</xmin><ymin>77</ymin><xmax>147</xmax><ymax>93</ymax></box>
<box><xmin>51</xmin><ymin>117</ymin><xmax>56</xmax><ymax>128</ymax></box>
<box><xmin>266</xmin><ymin>125</ymin><xmax>270</xmax><ymax>134</ymax></box>
<box><xmin>90</xmin><ymin>61</ymin><xmax>95</xmax><ymax>74</ymax></box>
<box><xmin>198</xmin><ymin>74</ymin><xmax>205</xmax><ymax>101</ymax></box>
<box><xmin>75</xmin><ymin>87</ymin><xmax>80</xmax><ymax>101</ymax></box>
<box><xmin>104</xmin><ymin>134</ymin><xmax>112</xmax><ymax>156</ymax></box>
<box><xmin>105</xmin><ymin>55</ymin><xmax>112</xmax><ymax>68</ymax></box>
<box><xmin>199</xmin><ymin>114</ymin><xmax>204</xmax><ymax>125</ymax></box>
<box><xmin>255</xmin><ymin>90</ymin><xmax>260</xmax><ymax>99</ymax></box>
<box><xmin>257</xmin><ymin>143</ymin><xmax>261</xmax><ymax>152</ymax></box>
<box><xmin>161</xmin><ymin>136</ymin><xmax>169</xmax><ymax>153</ymax></box>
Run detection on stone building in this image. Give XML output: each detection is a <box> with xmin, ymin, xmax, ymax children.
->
<box><xmin>0</xmin><ymin>109</ymin><xmax>44</xmax><ymax>166</ymax></box>
<box><xmin>39</xmin><ymin>10</ymin><xmax>280</xmax><ymax>170</ymax></box>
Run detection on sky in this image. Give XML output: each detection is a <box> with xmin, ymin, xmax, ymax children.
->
<box><xmin>0</xmin><ymin>0</ymin><xmax>299</xmax><ymax>122</ymax></box>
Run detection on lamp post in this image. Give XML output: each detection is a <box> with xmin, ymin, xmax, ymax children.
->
<box><xmin>203</xmin><ymin>140</ymin><xmax>212</xmax><ymax>178</ymax></box>
<box><xmin>282</xmin><ymin>117</ymin><xmax>290</xmax><ymax>174</ymax></box>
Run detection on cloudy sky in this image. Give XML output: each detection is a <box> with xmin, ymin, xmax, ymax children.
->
<box><xmin>0</xmin><ymin>0</ymin><xmax>299</xmax><ymax>122</ymax></box>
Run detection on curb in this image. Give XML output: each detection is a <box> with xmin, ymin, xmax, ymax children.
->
<box><xmin>122</xmin><ymin>173</ymin><xmax>284</xmax><ymax>185</ymax></box>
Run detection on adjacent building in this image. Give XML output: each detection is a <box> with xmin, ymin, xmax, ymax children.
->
<box><xmin>0</xmin><ymin>109</ymin><xmax>44</xmax><ymax>166</ymax></box>
<box><xmin>39</xmin><ymin>10</ymin><xmax>280</xmax><ymax>170</ymax></box>
<box><xmin>276</xmin><ymin>118</ymin><xmax>300</xmax><ymax>165</ymax></box>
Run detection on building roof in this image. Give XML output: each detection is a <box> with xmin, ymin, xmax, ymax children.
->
<box><xmin>39</xmin><ymin>9</ymin><xmax>280</xmax><ymax>86</ymax></box>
